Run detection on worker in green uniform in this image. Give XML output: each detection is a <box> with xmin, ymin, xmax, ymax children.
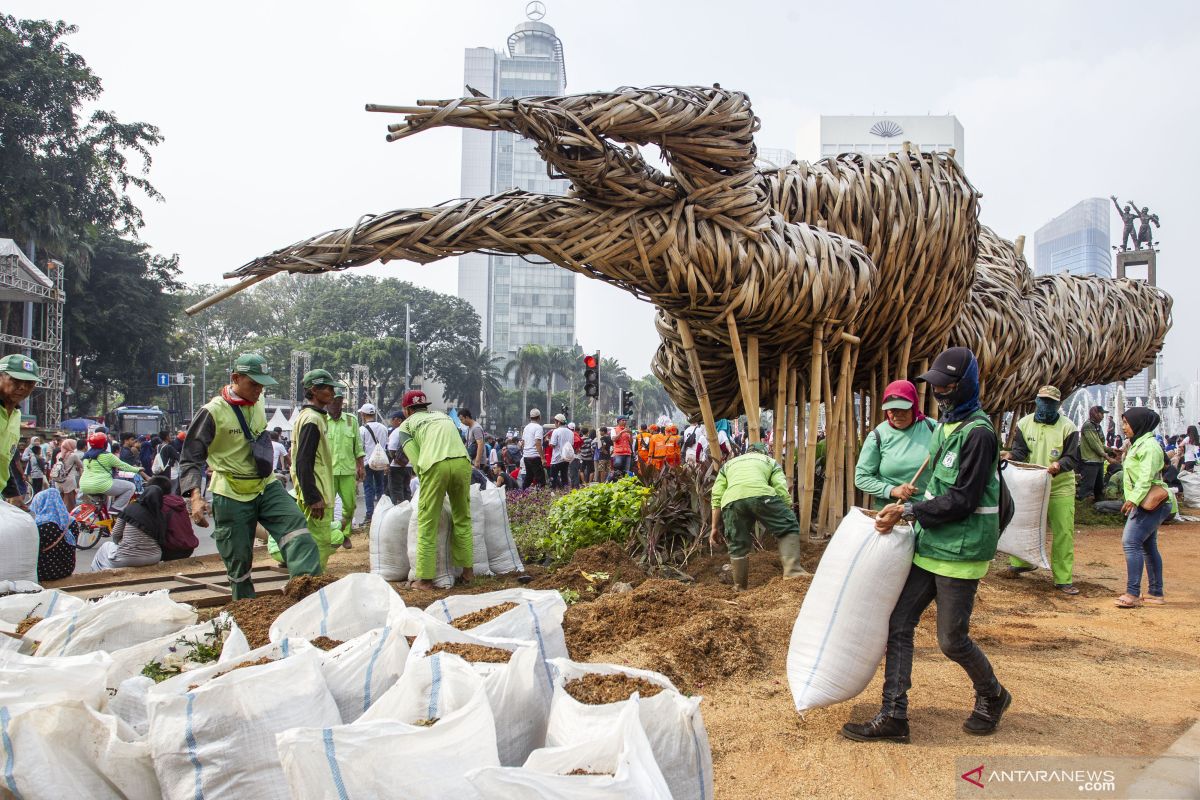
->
<box><xmin>710</xmin><ymin>442</ymin><xmax>804</xmax><ymax>590</ymax></box>
<box><xmin>0</xmin><ymin>355</ymin><xmax>39</xmax><ymax>503</ymax></box>
<box><xmin>855</xmin><ymin>380</ymin><xmax>937</xmax><ymax>510</ymax></box>
<box><xmin>180</xmin><ymin>353</ymin><xmax>321</xmax><ymax>600</ymax></box>
<box><xmin>290</xmin><ymin>369</ymin><xmax>343</xmax><ymax>569</ymax></box>
<box><xmin>1005</xmin><ymin>385</ymin><xmax>1081</xmax><ymax>595</ymax></box>
<box><xmin>326</xmin><ymin>384</ymin><xmax>365</xmax><ymax>549</ymax></box>
<box><xmin>395</xmin><ymin>389</ymin><xmax>473</xmax><ymax>590</ymax></box>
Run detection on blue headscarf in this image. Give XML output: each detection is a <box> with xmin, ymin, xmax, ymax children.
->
<box><xmin>715</xmin><ymin>419</ymin><xmax>732</xmax><ymax>436</ymax></box>
<box><xmin>939</xmin><ymin>353</ymin><xmax>982</xmax><ymax>424</ymax></box>
<box><xmin>31</xmin><ymin>489</ymin><xmax>73</xmax><ymax>545</ymax></box>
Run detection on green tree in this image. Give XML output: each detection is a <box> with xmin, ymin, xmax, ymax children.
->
<box><xmin>600</xmin><ymin>356</ymin><xmax>631</xmax><ymax>416</ymax></box>
<box><xmin>439</xmin><ymin>346</ymin><xmax>503</xmax><ymax>420</ymax></box>
<box><xmin>504</xmin><ymin>344</ymin><xmax>544</xmax><ymax>418</ymax></box>
<box><xmin>540</xmin><ymin>346</ymin><xmax>576</xmax><ymax>416</ymax></box>
<box><xmin>0</xmin><ymin>15</ymin><xmax>162</xmax><ymax>268</ymax></box>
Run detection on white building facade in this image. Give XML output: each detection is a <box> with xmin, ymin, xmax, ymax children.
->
<box><xmin>819</xmin><ymin>115</ymin><xmax>965</xmax><ymax>165</ymax></box>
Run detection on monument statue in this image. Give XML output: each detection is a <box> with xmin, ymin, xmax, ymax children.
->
<box><xmin>1111</xmin><ymin>195</ymin><xmax>1139</xmax><ymax>251</ymax></box>
<box><xmin>1135</xmin><ymin>204</ymin><xmax>1160</xmax><ymax>250</ymax></box>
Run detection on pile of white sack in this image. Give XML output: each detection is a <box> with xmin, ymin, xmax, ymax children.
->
<box><xmin>369</xmin><ymin>484</ymin><xmax>524</xmax><ymax>587</ymax></box>
<box><xmin>0</xmin><ymin>574</ymin><xmax>712</xmax><ymax>800</ymax></box>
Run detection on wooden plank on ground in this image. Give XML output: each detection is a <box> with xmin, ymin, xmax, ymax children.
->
<box><xmin>60</xmin><ymin>566</ymin><xmax>292</xmax><ymax>608</ymax></box>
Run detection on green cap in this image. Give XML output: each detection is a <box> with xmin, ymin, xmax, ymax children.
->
<box><xmin>332</xmin><ymin>382</ymin><xmax>346</xmax><ymax>398</ymax></box>
<box><xmin>0</xmin><ymin>355</ymin><xmax>40</xmax><ymax>382</ymax></box>
<box><xmin>747</xmin><ymin>442</ymin><xmax>770</xmax><ymax>455</ymax></box>
<box><xmin>881</xmin><ymin>397</ymin><xmax>914</xmax><ymax>411</ymax></box>
<box><xmin>302</xmin><ymin>369</ymin><xmax>337</xmax><ymax>389</ymax></box>
<box><xmin>232</xmin><ymin>353</ymin><xmax>278</xmax><ymax>386</ymax></box>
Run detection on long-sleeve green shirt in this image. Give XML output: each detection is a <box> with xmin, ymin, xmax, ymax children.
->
<box><xmin>711</xmin><ymin>451</ymin><xmax>789</xmax><ymax>509</ymax></box>
<box><xmin>854</xmin><ymin>419</ymin><xmax>936</xmax><ymax>510</ymax></box>
<box><xmin>396</xmin><ymin>410</ymin><xmax>469</xmax><ymax>477</ymax></box>
<box><xmin>1122</xmin><ymin>433</ymin><xmax>1168</xmax><ymax>507</ymax></box>
<box><xmin>327</xmin><ymin>412</ymin><xmax>365</xmax><ymax>476</ymax></box>
<box><xmin>1079</xmin><ymin>420</ymin><xmax>1113</xmax><ymax>463</ymax></box>
<box><xmin>79</xmin><ymin>452</ymin><xmax>141</xmax><ymax>495</ymax></box>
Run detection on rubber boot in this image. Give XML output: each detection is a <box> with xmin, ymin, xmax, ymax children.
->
<box><xmin>778</xmin><ymin>533</ymin><xmax>808</xmax><ymax>578</ymax></box>
<box><xmin>730</xmin><ymin>555</ymin><xmax>749</xmax><ymax>591</ymax></box>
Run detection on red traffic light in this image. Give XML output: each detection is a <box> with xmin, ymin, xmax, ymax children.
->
<box><xmin>583</xmin><ymin>354</ymin><xmax>598</xmax><ymax>369</ymax></box>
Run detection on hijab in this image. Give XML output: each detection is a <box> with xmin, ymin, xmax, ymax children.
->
<box><xmin>715</xmin><ymin>419</ymin><xmax>732</xmax><ymax>436</ymax></box>
<box><xmin>1123</xmin><ymin>407</ymin><xmax>1160</xmax><ymax>443</ymax></box>
<box><xmin>881</xmin><ymin>380</ymin><xmax>925</xmax><ymax>424</ymax></box>
<box><xmin>937</xmin><ymin>352</ymin><xmax>982</xmax><ymax>424</ymax></box>
<box><xmin>120</xmin><ymin>485</ymin><xmax>166</xmax><ymax>543</ymax></box>
<box><xmin>31</xmin><ymin>488</ymin><xmax>70</xmax><ymax>531</ymax></box>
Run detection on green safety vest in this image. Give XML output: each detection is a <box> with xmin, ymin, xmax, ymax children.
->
<box><xmin>916</xmin><ymin>411</ymin><xmax>1001</xmax><ymax>562</ymax></box>
<box><xmin>1016</xmin><ymin>414</ymin><xmax>1077</xmax><ymax>497</ymax></box>
<box><xmin>0</xmin><ymin>406</ymin><xmax>21</xmax><ymax>484</ymax></box>
<box><xmin>327</xmin><ymin>413</ymin><xmax>363</xmax><ymax>476</ymax></box>
<box><xmin>290</xmin><ymin>406</ymin><xmax>334</xmax><ymax>508</ymax></box>
<box><xmin>202</xmin><ymin>395</ymin><xmax>275</xmax><ymax>502</ymax></box>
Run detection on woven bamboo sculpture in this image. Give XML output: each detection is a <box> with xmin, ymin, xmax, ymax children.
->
<box><xmin>204</xmin><ymin>85</ymin><xmax>1172</xmax><ymax>532</ymax></box>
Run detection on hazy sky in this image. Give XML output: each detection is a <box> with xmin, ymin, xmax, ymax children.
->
<box><xmin>12</xmin><ymin>0</ymin><xmax>1200</xmax><ymax>386</ymax></box>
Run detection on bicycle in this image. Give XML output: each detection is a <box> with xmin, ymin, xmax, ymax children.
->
<box><xmin>71</xmin><ymin>495</ymin><xmax>116</xmax><ymax>551</ymax></box>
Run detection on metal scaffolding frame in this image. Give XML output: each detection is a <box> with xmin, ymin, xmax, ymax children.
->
<box><xmin>348</xmin><ymin>363</ymin><xmax>370</xmax><ymax>409</ymax></box>
<box><xmin>0</xmin><ymin>244</ymin><xmax>64</xmax><ymax>427</ymax></box>
<box><xmin>289</xmin><ymin>350</ymin><xmax>311</xmax><ymax>408</ymax></box>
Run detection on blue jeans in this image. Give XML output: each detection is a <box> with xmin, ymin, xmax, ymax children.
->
<box><xmin>362</xmin><ymin>468</ymin><xmax>387</xmax><ymax>520</ymax></box>
<box><xmin>1122</xmin><ymin>503</ymin><xmax>1168</xmax><ymax>597</ymax></box>
<box><xmin>611</xmin><ymin>455</ymin><xmax>631</xmax><ymax>480</ymax></box>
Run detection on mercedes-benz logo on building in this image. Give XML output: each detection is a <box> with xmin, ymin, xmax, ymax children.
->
<box><xmin>526</xmin><ymin>1</ymin><xmax>546</xmax><ymax>20</ymax></box>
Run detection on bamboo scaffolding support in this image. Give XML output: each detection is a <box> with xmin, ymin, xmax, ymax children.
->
<box><xmin>800</xmin><ymin>324</ymin><xmax>824</xmax><ymax>536</ymax></box>
<box><xmin>747</xmin><ymin>335</ymin><xmax>761</xmax><ymax>442</ymax></box>
<box><xmin>725</xmin><ymin>315</ymin><xmax>757</xmax><ymax>438</ymax></box>
<box><xmin>785</xmin><ymin>367</ymin><xmax>798</xmax><ymax>489</ymax></box>
<box><xmin>677</xmin><ymin>320</ymin><xmax>723</xmax><ymax>464</ymax></box>
<box><xmin>773</xmin><ymin>352</ymin><xmax>789</xmax><ymax>461</ymax></box>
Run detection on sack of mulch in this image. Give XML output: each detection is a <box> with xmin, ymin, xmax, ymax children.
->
<box><xmin>147</xmin><ymin>639</ymin><xmax>339</xmax><ymax>800</ymax></box>
<box><xmin>467</xmin><ymin>697</ymin><xmax>673</xmax><ymax>799</ymax></box>
<box><xmin>409</xmin><ymin>622</ymin><xmax>553</xmax><ymax>766</ymax></box>
<box><xmin>786</xmin><ymin>507</ymin><xmax>915</xmax><ymax>714</ymax></box>
<box><xmin>29</xmin><ymin>590</ymin><xmax>197</xmax><ymax>658</ymax></box>
<box><xmin>406</xmin><ymin>487</ymin><xmax>462</xmax><ymax>588</ymax></box>
<box><xmin>0</xmin><ymin>587</ymin><xmax>82</xmax><ymax>628</ymax></box>
<box><xmin>426</xmin><ymin>588</ymin><xmax>567</xmax><ymax>660</ymax></box>
<box><xmin>995</xmin><ymin>461</ymin><xmax>1051</xmax><ymax>569</ymax></box>
<box><xmin>105</xmin><ymin>613</ymin><xmax>243</xmax><ymax>691</ymax></box>
<box><xmin>0</xmin><ymin>500</ymin><xmax>39</xmax><ymax>583</ymax></box>
<box><xmin>469</xmin><ymin>484</ymin><xmax>494</xmax><ymax>577</ymax></box>
<box><xmin>268</xmin><ymin>572</ymin><xmax>406</xmax><ymax>643</ymax></box>
<box><xmin>319</xmin><ymin>624</ymin><xmax>411</xmax><ymax>723</ymax></box>
<box><xmin>546</xmin><ymin>658</ymin><xmax>713</xmax><ymax>800</ymax></box>
<box><xmin>0</xmin><ymin>650</ymin><xmax>112</xmax><ymax>713</ymax></box>
<box><xmin>1177</xmin><ymin>470</ymin><xmax>1200</xmax><ymax>508</ymax></box>
<box><xmin>369</xmin><ymin>496</ymin><xmax>412</xmax><ymax>580</ymax></box>
<box><xmin>280</xmin><ymin>652</ymin><xmax>499</xmax><ymax>800</ymax></box>
<box><xmin>481</xmin><ymin>484</ymin><xmax>523</xmax><ymax>575</ymax></box>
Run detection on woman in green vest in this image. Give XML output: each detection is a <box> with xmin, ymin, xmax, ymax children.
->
<box><xmin>1004</xmin><ymin>385</ymin><xmax>1082</xmax><ymax>595</ymax></box>
<box><xmin>855</xmin><ymin>380</ymin><xmax>936</xmax><ymax>510</ymax></box>
<box><xmin>1115</xmin><ymin>407</ymin><xmax>1169</xmax><ymax>608</ymax></box>
<box><xmin>843</xmin><ymin>347</ymin><xmax>1010</xmax><ymax>744</ymax></box>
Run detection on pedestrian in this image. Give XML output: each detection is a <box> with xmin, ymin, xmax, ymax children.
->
<box><xmin>521</xmin><ymin>408</ymin><xmax>547</xmax><ymax>488</ymax></box>
<box><xmin>696</xmin><ymin>419</ymin><xmax>733</xmax><ymax>463</ymax></box>
<box><xmin>596</xmin><ymin>426</ymin><xmax>612</xmax><ymax>482</ymax></box>
<box><xmin>395</xmin><ymin>389</ymin><xmax>474</xmax><ymax>590</ymax></box>
<box><xmin>180</xmin><ymin>353</ymin><xmax>322</xmax><ymax>599</ymax></box>
<box><xmin>31</xmin><ymin>488</ymin><xmax>75</xmax><ymax>581</ymax></box>
<box><xmin>578</xmin><ymin>428</ymin><xmax>595</xmax><ymax>484</ymax></box>
<box><xmin>659</xmin><ymin>423</ymin><xmax>682</xmax><ymax>467</ymax></box>
<box><xmin>844</xmin><ymin>347</ymin><xmax>1009</xmax><ymax>743</ymax></box>
<box><xmin>610</xmin><ymin>417</ymin><xmax>633</xmax><ymax>479</ymax></box>
<box><xmin>1182</xmin><ymin>425</ymin><xmax>1199</xmax><ymax>472</ymax></box>
<box><xmin>118</xmin><ymin>433</ymin><xmax>138</xmax><ymax>465</ymax></box>
<box><xmin>710</xmin><ymin>442</ymin><xmax>804</xmax><ymax>589</ymax></box>
<box><xmin>92</xmin><ymin>477</ymin><xmax>171</xmax><ymax>571</ymax></box>
<box><xmin>358</xmin><ymin>403</ymin><xmax>390</xmax><ymax>523</ymax></box>
<box><xmin>1077</xmin><ymin>406</ymin><xmax>1118</xmax><ymax>500</ymax></box>
<box><xmin>854</xmin><ymin>380</ymin><xmax>936</xmax><ymax>510</ymax></box>
<box><xmin>386</xmin><ymin>409</ymin><xmax>411</xmax><ymax>503</ymax></box>
<box><xmin>1004</xmin><ymin>385</ymin><xmax>1082</xmax><ymax>595</ymax></box>
<box><xmin>22</xmin><ymin>437</ymin><xmax>47</xmax><ymax>494</ymax></box>
<box><xmin>326</xmin><ymin>385</ymin><xmax>365</xmax><ymax>548</ymax></box>
<box><xmin>459</xmin><ymin>408</ymin><xmax>487</xmax><ymax>476</ymax></box>
<box><xmin>289</xmin><ymin>370</ymin><xmax>344</xmax><ymax>567</ymax></box>
<box><xmin>270</xmin><ymin>429</ymin><xmax>290</xmax><ymax>487</ymax></box>
<box><xmin>80</xmin><ymin>432</ymin><xmax>147</xmax><ymax>512</ymax></box>
<box><xmin>548</xmin><ymin>413</ymin><xmax>573</xmax><ymax>489</ymax></box>
<box><xmin>682</xmin><ymin>423</ymin><xmax>699</xmax><ymax>465</ymax></box>
<box><xmin>645</xmin><ymin>424</ymin><xmax>667</xmax><ymax>471</ymax></box>
<box><xmin>1114</xmin><ymin>407</ymin><xmax>1170</xmax><ymax>608</ymax></box>
<box><xmin>50</xmin><ymin>438</ymin><xmax>83</xmax><ymax>510</ymax></box>
<box><xmin>503</xmin><ymin>436</ymin><xmax>522</xmax><ymax>473</ymax></box>
<box><xmin>568</xmin><ymin>422</ymin><xmax>583</xmax><ymax>488</ymax></box>
<box><xmin>636</xmin><ymin>423</ymin><xmax>655</xmax><ymax>475</ymax></box>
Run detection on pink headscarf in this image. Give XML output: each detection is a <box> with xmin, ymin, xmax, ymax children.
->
<box><xmin>882</xmin><ymin>380</ymin><xmax>926</xmax><ymax>425</ymax></box>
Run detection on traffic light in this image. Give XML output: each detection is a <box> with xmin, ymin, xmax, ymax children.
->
<box><xmin>583</xmin><ymin>352</ymin><xmax>599</xmax><ymax>398</ymax></box>
<box><xmin>621</xmin><ymin>390</ymin><xmax>634</xmax><ymax>417</ymax></box>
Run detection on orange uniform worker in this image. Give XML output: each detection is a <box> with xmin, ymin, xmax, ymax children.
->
<box><xmin>660</xmin><ymin>424</ymin><xmax>682</xmax><ymax>467</ymax></box>
<box><xmin>647</xmin><ymin>425</ymin><xmax>668</xmax><ymax>468</ymax></box>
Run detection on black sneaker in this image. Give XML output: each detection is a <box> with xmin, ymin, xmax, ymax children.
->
<box><xmin>840</xmin><ymin>712</ymin><xmax>910</xmax><ymax>744</ymax></box>
<box><xmin>963</xmin><ymin>687</ymin><xmax>1012</xmax><ymax>735</ymax></box>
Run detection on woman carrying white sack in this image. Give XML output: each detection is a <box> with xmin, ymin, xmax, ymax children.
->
<box><xmin>841</xmin><ymin>347</ymin><xmax>1011</xmax><ymax>744</ymax></box>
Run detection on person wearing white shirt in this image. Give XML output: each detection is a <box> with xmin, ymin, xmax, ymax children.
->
<box><xmin>358</xmin><ymin>403</ymin><xmax>391</xmax><ymax>522</ymax></box>
<box><xmin>521</xmin><ymin>408</ymin><xmax>546</xmax><ymax>488</ymax></box>
<box><xmin>548</xmin><ymin>414</ymin><xmax>573</xmax><ymax>489</ymax></box>
<box><xmin>695</xmin><ymin>425</ymin><xmax>731</xmax><ymax>462</ymax></box>
<box><xmin>387</xmin><ymin>409</ymin><xmax>413</xmax><ymax>502</ymax></box>
<box><xmin>683</xmin><ymin>424</ymin><xmax>698</xmax><ymax>465</ymax></box>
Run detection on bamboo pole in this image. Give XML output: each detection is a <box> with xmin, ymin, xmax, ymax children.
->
<box><xmin>869</xmin><ymin>371</ymin><xmax>879</xmax><ymax>433</ymax></box>
<box><xmin>773</xmin><ymin>352</ymin><xmax>789</xmax><ymax>460</ymax></box>
<box><xmin>785</xmin><ymin>366</ymin><xmax>798</xmax><ymax>489</ymax></box>
<box><xmin>898</xmin><ymin>329</ymin><xmax>913</xmax><ymax>382</ymax></box>
<box><xmin>915</xmin><ymin>358</ymin><xmax>930</xmax><ymax>410</ymax></box>
<box><xmin>844</xmin><ymin>342</ymin><xmax>862</xmax><ymax>513</ymax></box>
<box><xmin>800</xmin><ymin>323</ymin><xmax>825</xmax><ymax>536</ymax></box>
<box><xmin>725</xmin><ymin>315</ymin><xmax>757</xmax><ymax>439</ymax></box>
<box><xmin>676</xmin><ymin>320</ymin><xmax>723</xmax><ymax>464</ymax></box>
<box><xmin>185</xmin><ymin>274</ymin><xmax>273</xmax><ymax>316</ymax></box>
<box><xmin>747</xmin><ymin>336</ymin><xmax>761</xmax><ymax>443</ymax></box>
<box><xmin>817</xmin><ymin>344</ymin><xmax>839</xmax><ymax>535</ymax></box>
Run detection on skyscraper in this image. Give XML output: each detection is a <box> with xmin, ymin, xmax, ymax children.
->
<box><xmin>819</xmin><ymin>115</ymin><xmax>965</xmax><ymax>165</ymax></box>
<box><xmin>459</xmin><ymin>10</ymin><xmax>574</xmax><ymax>367</ymax></box>
<box><xmin>1033</xmin><ymin>198</ymin><xmax>1112</xmax><ymax>278</ymax></box>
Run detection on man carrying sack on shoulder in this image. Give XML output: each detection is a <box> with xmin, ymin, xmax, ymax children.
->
<box><xmin>842</xmin><ymin>347</ymin><xmax>1010</xmax><ymax>744</ymax></box>
<box><xmin>180</xmin><ymin>354</ymin><xmax>321</xmax><ymax>599</ymax></box>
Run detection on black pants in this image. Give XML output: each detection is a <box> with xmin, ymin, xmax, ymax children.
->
<box><xmin>881</xmin><ymin>563</ymin><xmax>1000</xmax><ymax>720</ymax></box>
<box><xmin>548</xmin><ymin>461</ymin><xmax>569</xmax><ymax>489</ymax></box>
<box><xmin>388</xmin><ymin>465</ymin><xmax>411</xmax><ymax>503</ymax></box>
<box><xmin>523</xmin><ymin>457</ymin><xmax>545</xmax><ymax>488</ymax></box>
<box><xmin>1077</xmin><ymin>461</ymin><xmax>1104</xmax><ymax>501</ymax></box>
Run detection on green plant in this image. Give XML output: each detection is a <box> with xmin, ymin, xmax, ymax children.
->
<box><xmin>559</xmin><ymin>588</ymin><xmax>581</xmax><ymax>605</ymax></box>
<box><xmin>633</xmin><ymin>462</ymin><xmax>717</xmax><ymax>566</ymax></box>
<box><xmin>140</xmin><ymin>618</ymin><xmax>231</xmax><ymax>683</ymax></box>
<box><xmin>541</xmin><ymin>476</ymin><xmax>649</xmax><ymax>562</ymax></box>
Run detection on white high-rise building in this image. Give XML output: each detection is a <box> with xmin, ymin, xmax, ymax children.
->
<box><xmin>819</xmin><ymin>115</ymin><xmax>965</xmax><ymax>165</ymax></box>
<box><xmin>459</xmin><ymin>9</ymin><xmax>573</xmax><ymax>366</ymax></box>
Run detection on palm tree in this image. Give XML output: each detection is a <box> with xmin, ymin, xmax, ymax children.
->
<box><xmin>541</xmin><ymin>346</ymin><xmax>577</xmax><ymax>416</ymax></box>
<box><xmin>632</xmin><ymin>374</ymin><xmax>672</xmax><ymax>423</ymax></box>
<box><xmin>600</xmin><ymin>356</ymin><xmax>631</xmax><ymax>416</ymax></box>
<box><xmin>446</xmin><ymin>346</ymin><xmax>504</xmax><ymax>420</ymax></box>
<box><xmin>504</xmin><ymin>344</ymin><xmax>544</xmax><ymax>418</ymax></box>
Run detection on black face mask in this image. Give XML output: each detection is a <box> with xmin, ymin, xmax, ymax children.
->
<box><xmin>933</xmin><ymin>387</ymin><xmax>956</xmax><ymax>412</ymax></box>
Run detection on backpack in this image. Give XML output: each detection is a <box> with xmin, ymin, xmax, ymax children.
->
<box><xmin>683</xmin><ymin>426</ymin><xmax>697</xmax><ymax>451</ymax></box>
<box><xmin>50</xmin><ymin>459</ymin><xmax>67</xmax><ymax>482</ymax></box>
<box><xmin>161</xmin><ymin>494</ymin><xmax>200</xmax><ymax>556</ymax></box>
<box><xmin>561</xmin><ymin>441</ymin><xmax>576</xmax><ymax>462</ymax></box>
<box><xmin>363</xmin><ymin>423</ymin><xmax>389</xmax><ymax>471</ymax></box>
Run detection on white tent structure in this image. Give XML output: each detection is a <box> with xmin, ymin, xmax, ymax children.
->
<box><xmin>267</xmin><ymin>406</ymin><xmax>292</xmax><ymax>432</ymax></box>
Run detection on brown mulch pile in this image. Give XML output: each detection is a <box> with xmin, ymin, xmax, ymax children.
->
<box><xmin>310</xmin><ymin>637</ymin><xmax>344</xmax><ymax>651</ymax></box>
<box><xmin>563</xmin><ymin>578</ymin><xmax>762</xmax><ymax>691</ymax></box>
<box><xmin>15</xmin><ymin>616</ymin><xmax>42</xmax><ymax>638</ymax></box>
<box><xmin>411</xmin><ymin>717</ymin><xmax>439</xmax><ymax>727</ymax></box>
<box><xmin>283</xmin><ymin>574</ymin><xmax>339</xmax><ymax>601</ymax></box>
<box><xmin>565</xmin><ymin>769</ymin><xmax>613</xmax><ymax>776</ymax></box>
<box><xmin>531</xmin><ymin>541</ymin><xmax>647</xmax><ymax>598</ymax></box>
<box><xmin>564</xmin><ymin>672</ymin><xmax>665</xmax><ymax>704</ymax></box>
<box><xmin>449</xmin><ymin>602</ymin><xmax>518</xmax><ymax>630</ymax></box>
<box><xmin>220</xmin><ymin>594</ymin><xmax>297</xmax><ymax>648</ymax></box>
<box><xmin>217</xmin><ymin>656</ymin><xmax>273</xmax><ymax>678</ymax></box>
<box><xmin>427</xmin><ymin>642</ymin><xmax>514</xmax><ymax>663</ymax></box>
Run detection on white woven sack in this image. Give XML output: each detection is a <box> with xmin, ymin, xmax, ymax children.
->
<box><xmin>545</xmin><ymin>658</ymin><xmax>713</xmax><ymax>800</ymax></box>
<box><xmin>467</xmin><ymin>697</ymin><xmax>673</xmax><ymax>799</ymax></box>
<box><xmin>786</xmin><ymin>507</ymin><xmax>915</xmax><ymax>714</ymax></box>
<box><xmin>997</xmin><ymin>462</ymin><xmax>1052</xmax><ymax>569</ymax></box>
<box><xmin>268</xmin><ymin>572</ymin><xmax>406</xmax><ymax>643</ymax></box>
<box><xmin>0</xmin><ymin>500</ymin><xmax>39</xmax><ymax>583</ymax></box>
<box><xmin>1178</xmin><ymin>471</ymin><xmax>1200</xmax><ymax>508</ymax></box>
<box><xmin>29</xmin><ymin>590</ymin><xmax>197</xmax><ymax>658</ymax></box>
<box><xmin>481</xmin><ymin>484</ymin><xmax>523</xmax><ymax>574</ymax></box>
<box><xmin>147</xmin><ymin>640</ymin><xmax>339</xmax><ymax>800</ymax></box>
<box><xmin>405</xmin><ymin>487</ymin><xmax>461</xmax><ymax>588</ymax></box>
<box><xmin>319</xmin><ymin>624</ymin><xmax>410</xmax><ymax>723</ymax></box>
<box><xmin>281</xmin><ymin>652</ymin><xmax>499</xmax><ymax>800</ymax></box>
<box><xmin>0</xmin><ymin>650</ymin><xmax>111</xmax><ymax>713</ymax></box>
<box><xmin>105</xmin><ymin>613</ymin><xmax>243</xmax><ymax>691</ymax></box>
<box><xmin>0</xmin><ymin>587</ymin><xmax>82</xmax><ymax>626</ymax></box>
<box><xmin>2</xmin><ymin>700</ymin><xmax>160</xmax><ymax>800</ymax></box>
<box><xmin>410</xmin><ymin>623</ymin><xmax>553</xmax><ymax>766</ymax></box>
<box><xmin>469</xmin><ymin>484</ymin><xmax>494</xmax><ymax>576</ymax></box>
<box><xmin>427</xmin><ymin>588</ymin><xmax>567</xmax><ymax>661</ymax></box>
<box><xmin>369</xmin><ymin>496</ymin><xmax>411</xmax><ymax>579</ymax></box>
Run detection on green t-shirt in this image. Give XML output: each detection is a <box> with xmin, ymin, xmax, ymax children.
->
<box><xmin>327</xmin><ymin>413</ymin><xmax>364</xmax><ymax>476</ymax></box>
<box><xmin>913</xmin><ymin>421</ymin><xmax>991</xmax><ymax>580</ymax></box>
<box><xmin>396</xmin><ymin>410</ymin><xmax>469</xmax><ymax>476</ymax></box>
<box><xmin>0</xmin><ymin>405</ymin><xmax>21</xmax><ymax>484</ymax></box>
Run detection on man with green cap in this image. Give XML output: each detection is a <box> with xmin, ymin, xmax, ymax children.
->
<box><xmin>395</xmin><ymin>389</ymin><xmax>473</xmax><ymax>590</ymax></box>
<box><xmin>181</xmin><ymin>353</ymin><xmax>321</xmax><ymax>599</ymax></box>
<box><xmin>710</xmin><ymin>441</ymin><xmax>804</xmax><ymax>589</ymax></box>
<box><xmin>0</xmin><ymin>355</ymin><xmax>39</xmax><ymax>502</ymax></box>
<box><xmin>289</xmin><ymin>369</ymin><xmax>343</xmax><ymax>568</ymax></box>
<box><xmin>1005</xmin><ymin>384</ymin><xmax>1082</xmax><ymax>595</ymax></box>
<box><xmin>326</xmin><ymin>383</ymin><xmax>364</xmax><ymax>548</ymax></box>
